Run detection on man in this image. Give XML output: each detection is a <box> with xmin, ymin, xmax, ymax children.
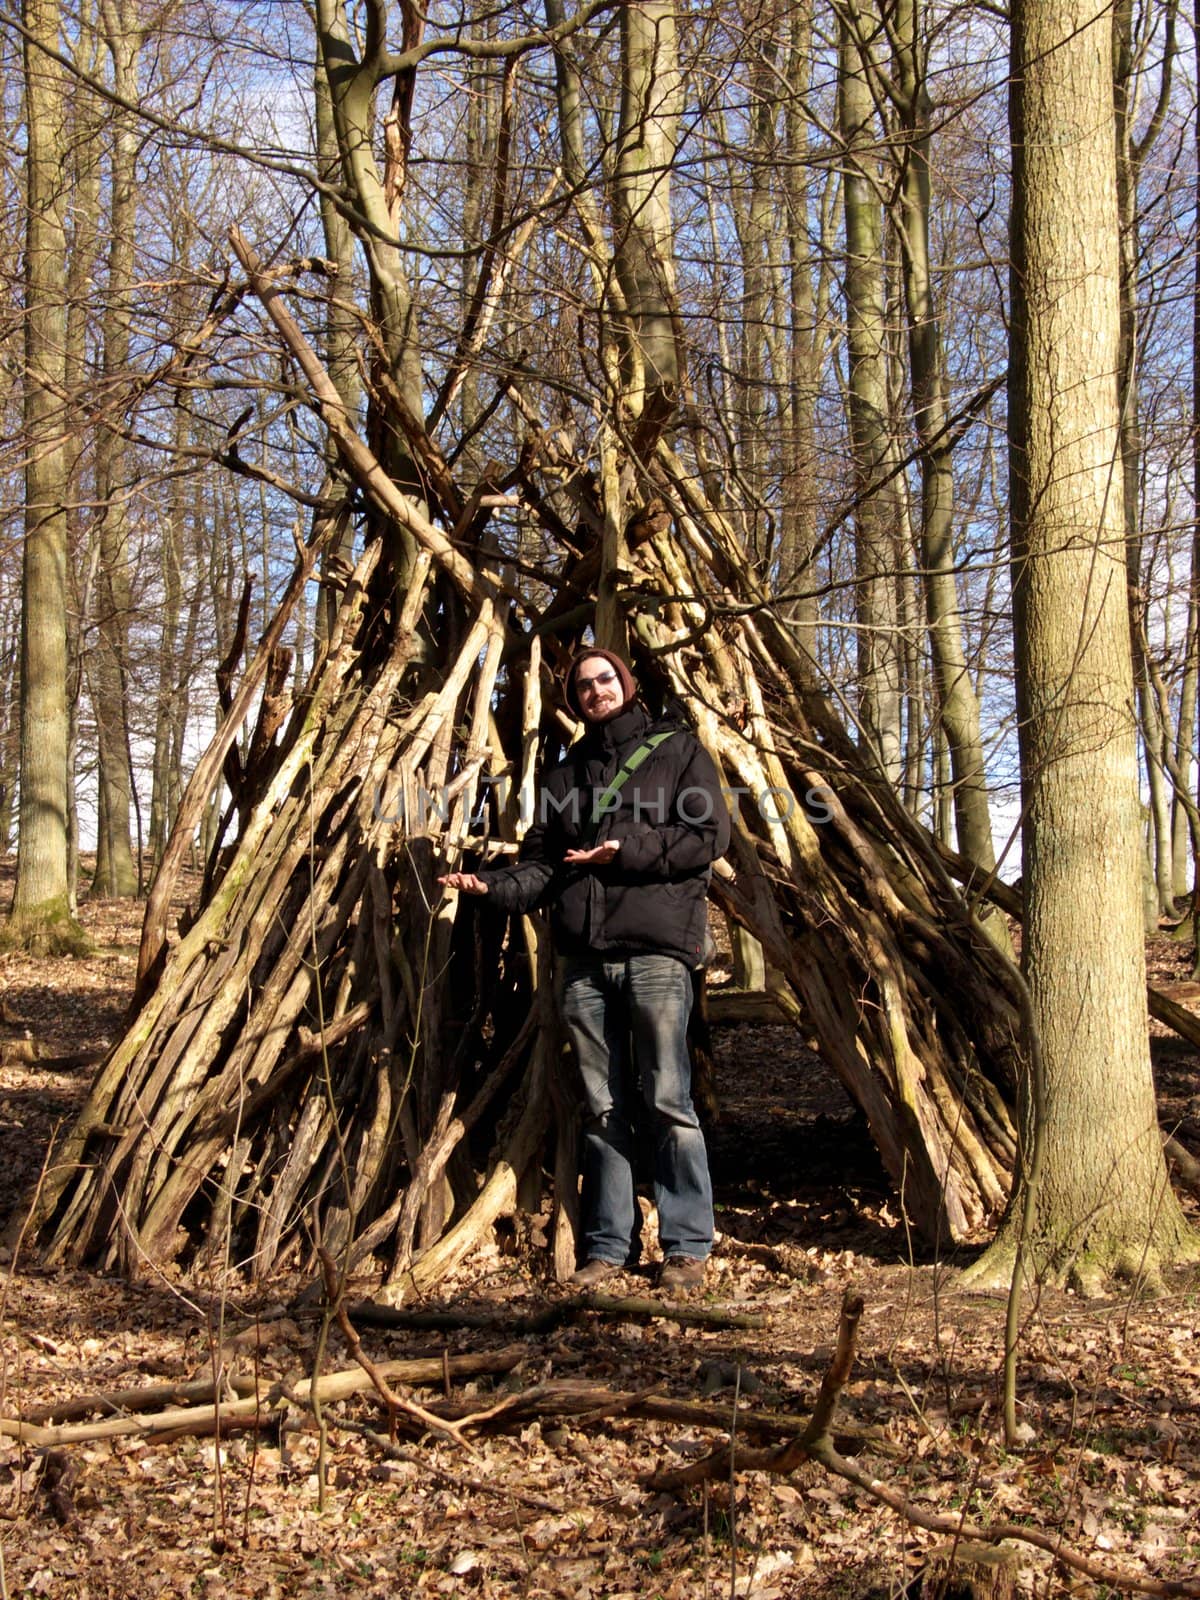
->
<box><xmin>440</xmin><ymin>648</ymin><xmax>730</xmax><ymax>1292</ymax></box>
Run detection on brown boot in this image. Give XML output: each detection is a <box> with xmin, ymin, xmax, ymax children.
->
<box><xmin>569</xmin><ymin>1258</ymin><xmax>623</xmax><ymax>1289</ymax></box>
<box><xmin>659</xmin><ymin>1256</ymin><xmax>706</xmax><ymax>1294</ymax></box>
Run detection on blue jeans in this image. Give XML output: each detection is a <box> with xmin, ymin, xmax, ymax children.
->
<box><xmin>560</xmin><ymin>953</ymin><xmax>714</xmax><ymax>1265</ymax></box>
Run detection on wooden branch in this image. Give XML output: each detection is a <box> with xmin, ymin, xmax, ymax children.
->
<box><xmin>0</xmin><ymin>1044</ymin><xmax>104</xmax><ymax>1073</ymax></box>
<box><xmin>375</xmin><ymin>0</ymin><xmax>619</xmax><ymax>77</ymax></box>
<box><xmin>1148</xmin><ymin>985</ymin><xmax>1200</xmax><ymax>1051</ymax></box>
<box><xmin>1</xmin><ymin>1347</ymin><xmax>526</xmax><ymax>1446</ymax></box>
<box><xmin>427</xmin><ymin>60</ymin><xmax>516</xmax><ymax>432</ymax></box>
<box><xmin>135</xmin><ymin>511</ymin><xmax>335</xmax><ymax>985</ymax></box>
<box><xmin>437</xmin><ymin>1378</ymin><xmax>649</xmax><ymax>1433</ymax></box>
<box><xmin>25</xmin><ymin>1346</ymin><xmax>869</xmax><ymax>1456</ymax></box>
<box><xmin>432</xmin><ymin>1379</ymin><xmax>706</xmax><ymax>1431</ymax></box>
<box><xmin>1164</xmin><ymin>1132</ymin><xmax>1200</xmax><ymax>1197</ymax></box>
<box><xmin>0</xmin><ymin>1390</ymin><xmax>270</xmax><ymax>1449</ymax></box>
<box><xmin>191</xmin><ymin>1001</ymin><xmax>378</xmax><ymax>1145</ymax></box>
<box><xmin>22</xmin><ymin>1373</ymin><xmax>257</xmax><ymax>1426</ymax></box>
<box><xmin>705</xmin><ymin>987</ymin><xmax>805</xmax><ymax>1027</ymax></box>
<box><xmin>937</xmin><ymin>845</ymin><xmax>1200</xmax><ymax>1057</ymax></box>
<box><xmin>349</xmin><ymin>1291</ymin><xmax>767</xmax><ymax>1333</ymax></box>
<box><xmin>372</xmin><ymin>1377</ymin><xmax>887</xmax><ymax>1462</ymax></box>
<box><xmin>320</xmin><ymin>1248</ymin><xmax>480</xmax><ymax>1454</ymax></box>
<box><xmin>371</xmin><ymin>368</ymin><xmax>464</xmax><ymax>522</ymax></box>
<box><xmin>801</xmin><ymin>1290</ymin><xmax>863</xmax><ymax>1445</ymax></box>
<box><xmin>627</xmin><ymin>1395</ymin><xmax>887</xmax><ymax>1455</ymax></box>
<box><xmin>382</xmin><ymin>1029</ymin><xmax>551</xmax><ymax>1299</ymax></box>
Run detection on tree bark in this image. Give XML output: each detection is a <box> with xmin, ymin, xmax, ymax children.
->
<box><xmin>1115</xmin><ymin>0</ymin><xmax>1179</xmax><ymax>922</ymax></box>
<box><xmin>611</xmin><ymin>0</ymin><xmax>682</xmax><ymax>433</ymax></box>
<box><xmin>1193</xmin><ymin>0</ymin><xmax>1200</xmax><ymax>942</ymax></box>
<box><xmin>312</xmin><ymin>47</ymin><xmax>360</xmax><ymax>652</ymax></box>
<box><xmin>595</xmin><ymin>0</ymin><xmax>683</xmax><ymax>652</ymax></box>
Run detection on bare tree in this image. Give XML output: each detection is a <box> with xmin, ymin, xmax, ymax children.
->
<box><xmin>967</xmin><ymin>0</ymin><xmax>1197</xmax><ymax>1288</ymax></box>
<box><xmin>10</xmin><ymin>0</ymin><xmax>88</xmax><ymax>950</ymax></box>
<box><xmin>87</xmin><ymin>0</ymin><xmax>141</xmax><ymax>898</ymax></box>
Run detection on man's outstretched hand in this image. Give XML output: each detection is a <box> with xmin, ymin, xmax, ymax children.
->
<box><xmin>441</xmin><ymin>841</ymin><xmax>619</xmax><ymax>893</ymax></box>
<box><xmin>563</xmin><ymin>840</ymin><xmax>621</xmax><ymax>866</ymax></box>
<box><xmin>438</xmin><ymin>872</ymin><xmax>490</xmax><ymax>895</ymax></box>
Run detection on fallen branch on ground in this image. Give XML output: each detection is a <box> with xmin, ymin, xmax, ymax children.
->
<box><xmin>413</xmin><ymin>1379</ymin><xmax>886</xmax><ymax>1455</ymax></box>
<box><xmin>320</xmin><ymin>1246</ymin><xmax>480</xmax><ymax>1454</ymax></box>
<box><xmin>23</xmin><ymin>1373</ymin><xmax>260</xmax><ymax>1425</ymax></box>
<box><xmin>619</xmin><ymin>1394</ymin><xmax>889</xmax><ymax>1455</ymax></box>
<box><xmin>0</xmin><ymin>1347</ymin><xmax>527</xmax><ymax>1447</ymax></box>
<box><xmin>812</xmin><ymin>1434</ymin><xmax>1200</xmax><ymax>1599</ymax></box>
<box><xmin>1163</xmin><ymin>1132</ymin><xmax>1200</xmax><ymax>1198</ymax></box>
<box><xmin>8</xmin><ymin>1349</ymin><xmax>888</xmax><ymax>1460</ymax></box>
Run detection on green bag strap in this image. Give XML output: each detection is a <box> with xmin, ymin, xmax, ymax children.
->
<box><xmin>590</xmin><ymin>730</ymin><xmax>677</xmax><ymax>826</ymax></box>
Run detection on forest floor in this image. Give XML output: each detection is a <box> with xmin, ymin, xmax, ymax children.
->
<box><xmin>0</xmin><ymin>880</ymin><xmax>1199</xmax><ymax>1598</ymax></box>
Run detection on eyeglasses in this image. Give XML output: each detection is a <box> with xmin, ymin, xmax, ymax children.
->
<box><xmin>576</xmin><ymin>669</ymin><xmax>619</xmax><ymax>695</ymax></box>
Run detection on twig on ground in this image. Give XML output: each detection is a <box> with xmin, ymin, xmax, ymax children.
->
<box><xmin>319</xmin><ymin>1248</ymin><xmax>480</xmax><ymax>1455</ymax></box>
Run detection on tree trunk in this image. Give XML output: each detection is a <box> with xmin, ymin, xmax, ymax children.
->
<box><xmin>611</xmin><ymin>0</ymin><xmax>681</xmax><ymax>434</ymax></box>
<box><xmin>89</xmin><ymin>0</ymin><xmax>140</xmax><ymax>898</ymax></box>
<box><xmin>314</xmin><ymin>0</ymin><xmax>425</xmax><ymax>574</ymax></box>
<box><xmin>0</xmin><ymin>623</ymin><xmax>19</xmax><ymax>854</ymax></box>
<box><xmin>970</xmin><ymin>0</ymin><xmax>1197</xmax><ymax>1288</ymax></box>
<box><xmin>1193</xmin><ymin>0</ymin><xmax>1200</xmax><ymax>939</ymax></box>
<box><xmin>726</xmin><ymin>10</ymin><xmax>778</xmax><ymax>570</ymax></box>
<box><xmin>888</xmin><ymin>0</ymin><xmax>999</xmax><ymax>883</ymax></box>
<box><xmin>148</xmin><ymin>432</ymin><xmax>184</xmax><ymax>867</ymax></box>
<box><xmin>839</xmin><ymin>8</ymin><xmax>904</xmax><ymax>785</ymax></box>
<box><xmin>312</xmin><ymin>47</ymin><xmax>360</xmax><ymax>652</ymax></box>
<box><xmin>778</xmin><ymin>0</ymin><xmax>821</xmax><ymax>645</ymax></box>
<box><xmin>11</xmin><ymin>0</ymin><xmax>87</xmax><ymax>952</ymax></box>
<box><xmin>595</xmin><ymin>0</ymin><xmax>683</xmax><ymax>652</ymax></box>
<box><xmin>1115</xmin><ymin>0</ymin><xmax>1179</xmax><ymax>922</ymax></box>
<box><xmin>1172</xmin><ymin>623</ymin><xmax>1196</xmax><ymax>903</ymax></box>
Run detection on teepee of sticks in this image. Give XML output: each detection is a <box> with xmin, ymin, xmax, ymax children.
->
<box><xmin>27</xmin><ymin>233</ymin><xmax>1037</xmax><ymax>1293</ymax></box>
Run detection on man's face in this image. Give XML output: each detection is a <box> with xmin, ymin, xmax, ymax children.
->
<box><xmin>573</xmin><ymin>655</ymin><xmax>628</xmax><ymax>723</ymax></box>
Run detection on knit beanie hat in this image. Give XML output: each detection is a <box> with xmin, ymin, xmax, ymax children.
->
<box><xmin>564</xmin><ymin>648</ymin><xmax>638</xmax><ymax>718</ymax></box>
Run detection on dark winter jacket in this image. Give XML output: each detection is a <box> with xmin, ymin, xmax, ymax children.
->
<box><xmin>482</xmin><ymin>703</ymin><xmax>730</xmax><ymax>969</ymax></box>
